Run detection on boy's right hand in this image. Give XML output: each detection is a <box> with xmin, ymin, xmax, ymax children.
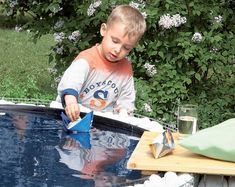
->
<box><xmin>64</xmin><ymin>95</ymin><xmax>80</xmax><ymax>122</ymax></box>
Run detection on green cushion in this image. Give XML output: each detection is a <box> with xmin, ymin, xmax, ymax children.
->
<box><xmin>179</xmin><ymin>118</ymin><xmax>235</xmax><ymax>162</ymax></box>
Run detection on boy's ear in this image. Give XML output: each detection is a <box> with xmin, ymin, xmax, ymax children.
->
<box><xmin>100</xmin><ymin>23</ymin><xmax>107</xmax><ymax>36</ymax></box>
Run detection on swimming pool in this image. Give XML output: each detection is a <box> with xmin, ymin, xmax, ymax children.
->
<box><xmin>0</xmin><ymin>104</ymin><xmax>147</xmax><ymax>187</ymax></box>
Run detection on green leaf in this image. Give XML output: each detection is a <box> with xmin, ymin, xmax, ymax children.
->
<box><xmin>214</xmin><ymin>35</ymin><xmax>222</xmax><ymax>42</ymax></box>
<box><xmin>195</xmin><ymin>73</ymin><xmax>201</xmax><ymax>81</ymax></box>
<box><xmin>48</xmin><ymin>3</ymin><xmax>60</xmax><ymax>13</ymax></box>
<box><xmin>189</xmin><ymin>2</ymin><xmax>194</xmax><ymax>7</ymax></box>
<box><xmin>158</xmin><ymin>51</ymin><xmax>164</xmax><ymax>59</ymax></box>
<box><xmin>222</xmin><ymin>51</ymin><xmax>228</xmax><ymax>57</ymax></box>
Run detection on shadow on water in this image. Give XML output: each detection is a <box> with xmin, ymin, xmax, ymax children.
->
<box><xmin>0</xmin><ymin>105</ymin><xmax>146</xmax><ymax>187</ymax></box>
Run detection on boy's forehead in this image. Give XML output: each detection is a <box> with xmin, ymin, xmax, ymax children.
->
<box><xmin>108</xmin><ymin>22</ymin><xmax>140</xmax><ymax>44</ymax></box>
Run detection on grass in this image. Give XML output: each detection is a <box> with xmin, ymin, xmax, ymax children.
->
<box><xmin>0</xmin><ymin>4</ymin><xmax>56</xmax><ymax>101</ymax></box>
<box><xmin>0</xmin><ymin>27</ymin><xmax>57</xmax><ymax>100</ymax></box>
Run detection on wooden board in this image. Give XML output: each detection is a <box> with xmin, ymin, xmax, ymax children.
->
<box><xmin>127</xmin><ymin>131</ymin><xmax>235</xmax><ymax>176</ymax></box>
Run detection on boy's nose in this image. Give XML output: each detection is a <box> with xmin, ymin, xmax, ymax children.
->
<box><xmin>114</xmin><ymin>45</ymin><xmax>122</xmax><ymax>54</ymax></box>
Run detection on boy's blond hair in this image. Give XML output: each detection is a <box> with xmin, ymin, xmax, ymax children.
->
<box><xmin>106</xmin><ymin>5</ymin><xmax>146</xmax><ymax>40</ymax></box>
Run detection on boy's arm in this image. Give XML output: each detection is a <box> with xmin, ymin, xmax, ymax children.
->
<box><xmin>58</xmin><ymin>59</ymin><xmax>90</xmax><ymax>121</ymax></box>
<box><xmin>115</xmin><ymin>76</ymin><xmax>136</xmax><ymax>115</ymax></box>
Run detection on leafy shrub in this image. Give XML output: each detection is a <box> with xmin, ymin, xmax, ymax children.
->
<box><xmin>1</xmin><ymin>0</ymin><xmax>234</xmax><ymax>126</ymax></box>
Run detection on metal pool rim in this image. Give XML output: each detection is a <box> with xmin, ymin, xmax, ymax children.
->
<box><xmin>0</xmin><ymin>104</ymin><xmax>145</xmax><ymax>137</ymax></box>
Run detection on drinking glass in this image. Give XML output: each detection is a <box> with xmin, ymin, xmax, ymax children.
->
<box><xmin>177</xmin><ymin>104</ymin><xmax>198</xmax><ymax>139</ymax></box>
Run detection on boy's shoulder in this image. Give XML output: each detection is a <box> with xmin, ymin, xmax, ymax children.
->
<box><xmin>73</xmin><ymin>46</ymin><xmax>97</xmax><ymax>67</ymax></box>
<box><xmin>76</xmin><ymin>46</ymin><xmax>96</xmax><ymax>59</ymax></box>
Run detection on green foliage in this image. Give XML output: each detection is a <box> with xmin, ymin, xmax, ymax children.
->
<box><xmin>2</xmin><ymin>0</ymin><xmax>234</xmax><ymax>127</ymax></box>
<box><xmin>0</xmin><ymin>75</ymin><xmax>54</xmax><ymax>100</ymax></box>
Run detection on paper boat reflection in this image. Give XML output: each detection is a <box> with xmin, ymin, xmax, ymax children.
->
<box><xmin>69</xmin><ymin>133</ymin><xmax>91</xmax><ymax>149</ymax></box>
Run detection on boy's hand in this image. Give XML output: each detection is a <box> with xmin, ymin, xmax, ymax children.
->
<box><xmin>64</xmin><ymin>95</ymin><xmax>80</xmax><ymax>122</ymax></box>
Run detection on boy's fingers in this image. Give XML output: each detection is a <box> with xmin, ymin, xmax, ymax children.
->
<box><xmin>65</xmin><ymin>103</ymin><xmax>80</xmax><ymax>121</ymax></box>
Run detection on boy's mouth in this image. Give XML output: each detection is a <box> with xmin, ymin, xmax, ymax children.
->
<box><xmin>110</xmin><ymin>53</ymin><xmax>117</xmax><ymax>59</ymax></box>
<box><xmin>107</xmin><ymin>53</ymin><xmax>118</xmax><ymax>61</ymax></box>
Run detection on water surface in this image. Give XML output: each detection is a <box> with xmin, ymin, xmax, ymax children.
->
<box><xmin>0</xmin><ymin>110</ymin><xmax>142</xmax><ymax>187</ymax></box>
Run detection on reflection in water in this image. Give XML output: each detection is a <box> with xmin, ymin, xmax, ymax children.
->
<box><xmin>56</xmin><ymin>128</ymin><xmax>132</xmax><ymax>186</ymax></box>
<box><xmin>12</xmin><ymin>114</ymin><xmax>28</xmax><ymax>140</ymax></box>
<box><xmin>0</xmin><ymin>111</ymin><xmax>141</xmax><ymax>187</ymax></box>
<box><xmin>0</xmin><ymin>112</ymin><xmax>61</xmax><ymax>187</ymax></box>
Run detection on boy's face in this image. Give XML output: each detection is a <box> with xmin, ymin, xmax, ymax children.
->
<box><xmin>99</xmin><ymin>22</ymin><xmax>139</xmax><ymax>63</ymax></box>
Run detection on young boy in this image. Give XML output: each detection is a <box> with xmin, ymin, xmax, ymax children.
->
<box><xmin>56</xmin><ymin>5</ymin><xmax>146</xmax><ymax>122</ymax></box>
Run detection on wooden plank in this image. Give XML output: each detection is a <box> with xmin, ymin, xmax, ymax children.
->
<box><xmin>127</xmin><ymin>131</ymin><xmax>235</xmax><ymax>176</ymax></box>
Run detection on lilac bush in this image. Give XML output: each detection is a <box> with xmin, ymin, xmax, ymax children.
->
<box><xmin>2</xmin><ymin>0</ymin><xmax>234</xmax><ymax>127</ymax></box>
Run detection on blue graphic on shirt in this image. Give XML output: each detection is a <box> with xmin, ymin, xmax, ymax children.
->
<box><xmin>94</xmin><ymin>90</ymin><xmax>108</xmax><ymax>100</ymax></box>
<box><xmin>89</xmin><ymin>90</ymin><xmax>109</xmax><ymax>110</ymax></box>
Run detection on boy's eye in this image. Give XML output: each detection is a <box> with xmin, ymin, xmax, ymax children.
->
<box><xmin>124</xmin><ymin>46</ymin><xmax>131</xmax><ymax>51</ymax></box>
<box><xmin>112</xmin><ymin>39</ymin><xmax>118</xmax><ymax>43</ymax></box>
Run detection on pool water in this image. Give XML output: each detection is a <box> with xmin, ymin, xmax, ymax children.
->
<box><xmin>0</xmin><ymin>109</ymin><xmax>143</xmax><ymax>187</ymax></box>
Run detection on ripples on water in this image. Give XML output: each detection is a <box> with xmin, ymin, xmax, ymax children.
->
<box><xmin>0</xmin><ymin>111</ymin><xmax>142</xmax><ymax>187</ymax></box>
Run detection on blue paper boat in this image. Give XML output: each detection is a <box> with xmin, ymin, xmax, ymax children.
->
<box><xmin>61</xmin><ymin>111</ymin><xmax>93</xmax><ymax>133</ymax></box>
